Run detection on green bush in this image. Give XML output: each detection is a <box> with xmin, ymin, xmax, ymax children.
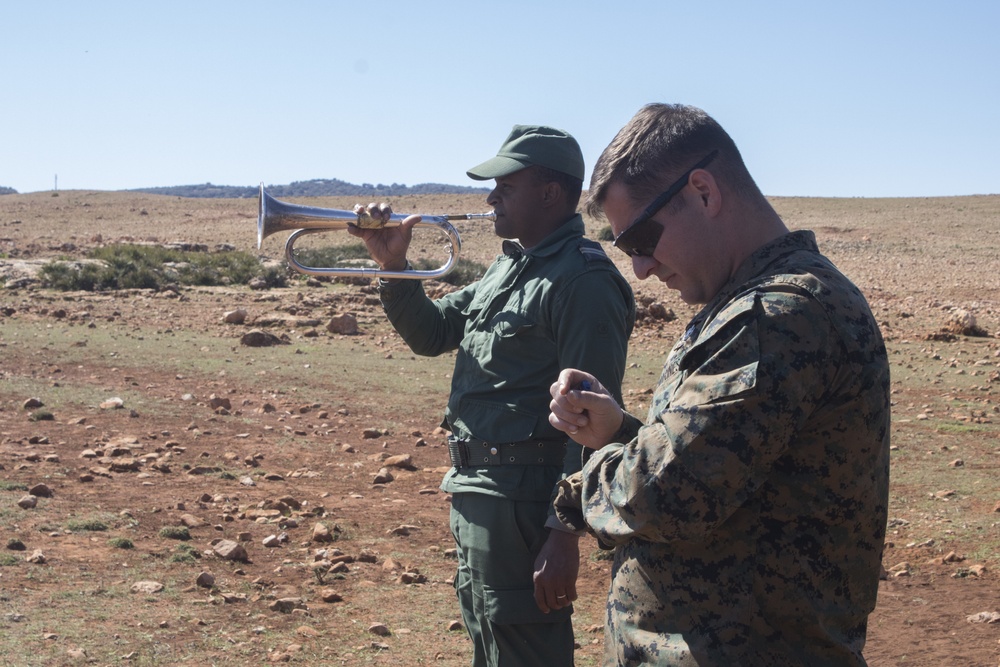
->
<box><xmin>66</xmin><ymin>518</ymin><xmax>109</xmax><ymax>532</ymax></box>
<box><xmin>0</xmin><ymin>481</ymin><xmax>28</xmax><ymax>492</ymax></box>
<box><xmin>36</xmin><ymin>241</ymin><xmax>484</xmax><ymax>291</ymax></box>
<box><xmin>158</xmin><ymin>525</ymin><xmax>191</xmax><ymax>541</ymax></box>
<box><xmin>107</xmin><ymin>537</ymin><xmax>134</xmax><ymax>549</ymax></box>
<box><xmin>597</xmin><ymin>225</ymin><xmax>615</xmax><ymax>242</ymax></box>
<box><xmin>170</xmin><ymin>543</ymin><xmax>201</xmax><ymax>563</ymax></box>
<box><xmin>39</xmin><ymin>261</ymin><xmax>104</xmax><ymax>291</ymax></box>
<box><xmin>38</xmin><ymin>244</ymin><xmax>282</xmax><ymax>291</ymax></box>
<box><xmin>257</xmin><ymin>264</ymin><xmax>289</xmax><ymax>288</ymax></box>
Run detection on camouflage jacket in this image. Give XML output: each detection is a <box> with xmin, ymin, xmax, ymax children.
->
<box><xmin>579</xmin><ymin>230</ymin><xmax>891</xmax><ymax>666</ymax></box>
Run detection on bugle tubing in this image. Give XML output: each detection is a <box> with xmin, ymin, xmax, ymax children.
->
<box><xmin>256</xmin><ymin>184</ymin><xmax>495</xmax><ymax>280</ymax></box>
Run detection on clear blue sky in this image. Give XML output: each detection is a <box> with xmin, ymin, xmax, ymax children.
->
<box><xmin>3</xmin><ymin>1</ymin><xmax>997</xmax><ymax>198</ymax></box>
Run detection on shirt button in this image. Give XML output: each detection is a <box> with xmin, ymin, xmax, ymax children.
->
<box><xmin>490</xmin><ymin>447</ymin><xmax>498</xmax><ymax>455</ymax></box>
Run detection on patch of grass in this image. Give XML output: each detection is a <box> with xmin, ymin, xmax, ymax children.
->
<box><xmin>27</xmin><ymin>409</ymin><xmax>54</xmax><ymax>422</ymax></box>
<box><xmin>38</xmin><ymin>244</ymin><xmax>283</xmax><ymax>291</ymax></box>
<box><xmin>0</xmin><ymin>347</ymin><xmax>184</xmax><ymax>421</ymax></box>
<box><xmin>0</xmin><ymin>307</ymin><xmax>454</xmax><ymax>423</ymax></box>
<box><xmin>170</xmin><ymin>543</ymin><xmax>202</xmax><ymax>563</ymax></box>
<box><xmin>935</xmin><ymin>422</ymin><xmax>993</xmax><ymax>434</ymax></box>
<box><xmin>66</xmin><ymin>517</ymin><xmax>109</xmax><ymax>532</ymax></box>
<box><xmin>0</xmin><ymin>480</ymin><xmax>29</xmax><ymax>492</ymax></box>
<box><xmin>107</xmin><ymin>537</ymin><xmax>134</xmax><ymax>549</ymax></box>
<box><xmin>158</xmin><ymin>525</ymin><xmax>191</xmax><ymax>541</ymax></box>
<box><xmin>0</xmin><ymin>553</ymin><xmax>20</xmax><ymax>566</ymax></box>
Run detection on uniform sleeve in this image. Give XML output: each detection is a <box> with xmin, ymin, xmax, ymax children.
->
<box><xmin>381</xmin><ymin>278</ymin><xmax>476</xmax><ymax>356</ymax></box>
<box><xmin>581</xmin><ymin>288</ymin><xmax>840</xmax><ymax>545</ymax></box>
<box><xmin>551</xmin><ymin>267</ymin><xmax>634</xmax><ymax>485</ymax></box>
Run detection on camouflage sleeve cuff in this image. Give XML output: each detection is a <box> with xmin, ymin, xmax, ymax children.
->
<box><xmin>613</xmin><ymin>411</ymin><xmax>643</xmax><ymax>445</ymax></box>
<box><xmin>552</xmin><ymin>472</ymin><xmax>588</xmax><ymax>533</ymax></box>
<box><xmin>545</xmin><ymin>514</ymin><xmax>586</xmax><ymax>537</ymax></box>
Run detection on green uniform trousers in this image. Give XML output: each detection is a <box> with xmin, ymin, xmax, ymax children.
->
<box><xmin>449</xmin><ymin>492</ymin><xmax>575</xmax><ymax>667</ymax></box>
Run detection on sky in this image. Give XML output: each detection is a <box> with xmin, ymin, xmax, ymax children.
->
<box><xmin>2</xmin><ymin>1</ymin><xmax>997</xmax><ymax>198</ymax></box>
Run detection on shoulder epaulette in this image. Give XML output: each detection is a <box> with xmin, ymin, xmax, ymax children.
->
<box><xmin>578</xmin><ymin>239</ymin><xmax>613</xmax><ymax>264</ymax></box>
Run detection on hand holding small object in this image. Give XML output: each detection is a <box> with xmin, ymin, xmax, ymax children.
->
<box><xmin>548</xmin><ymin>370</ymin><xmax>623</xmax><ymax>449</ymax></box>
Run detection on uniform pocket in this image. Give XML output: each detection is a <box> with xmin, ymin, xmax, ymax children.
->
<box><xmin>483</xmin><ymin>586</ymin><xmax>573</xmax><ymax>625</ymax></box>
<box><xmin>454</xmin><ymin>399</ymin><xmax>538</xmax><ymax>443</ymax></box>
<box><xmin>694</xmin><ymin>361</ymin><xmax>759</xmax><ymax>404</ymax></box>
<box><xmin>490</xmin><ymin>311</ymin><xmax>535</xmax><ymax>337</ymax></box>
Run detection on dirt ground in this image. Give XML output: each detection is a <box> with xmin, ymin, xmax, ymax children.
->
<box><xmin>1</xmin><ymin>190</ymin><xmax>999</xmax><ymax>666</ymax></box>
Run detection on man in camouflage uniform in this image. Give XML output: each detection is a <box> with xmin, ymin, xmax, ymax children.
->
<box><xmin>548</xmin><ymin>104</ymin><xmax>890</xmax><ymax>666</ymax></box>
<box><xmin>349</xmin><ymin>125</ymin><xmax>636</xmax><ymax>666</ymax></box>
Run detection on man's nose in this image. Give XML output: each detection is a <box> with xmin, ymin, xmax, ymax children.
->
<box><xmin>632</xmin><ymin>255</ymin><xmax>657</xmax><ymax>280</ymax></box>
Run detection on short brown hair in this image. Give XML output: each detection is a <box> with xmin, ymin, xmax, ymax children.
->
<box><xmin>586</xmin><ymin>104</ymin><xmax>763</xmax><ymax>219</ymax></box>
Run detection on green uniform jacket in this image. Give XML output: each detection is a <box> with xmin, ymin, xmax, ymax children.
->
<box><xmin>380</xmin><ymin>214</ymin><xmax>635</xmax><ymax>502</ymax></box>
<box><xmin>581</xmin><ymin>230</ymin><xmax>890</xmax><ymax>666</ymax></box>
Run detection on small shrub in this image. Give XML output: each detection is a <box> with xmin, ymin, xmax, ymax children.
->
<box><xmin>39</xmin><ymin>244</ymin><xmax>280</xmax><ymax>292</ymax></box>
<box><xmin>0</xmin><ymin>554</ymin><xmax>19</xmax><ymax>567</ymax></box>
<box><xmin>0</xmin><ymin>480</ymin><xmax>29</xmax><ymax>492</ymax></box>
<box><xmin>597</xmin><ymin>225</ymin><xmax>615</xmax><ymax>242</ymax></box>
<box><xmin>256</xmin><ymin>264</ymin><xmax>289</xmax><ymax>288</ymax></box>
<box><xmin>107</xmin><ymin>537</ymin><xmax>134</xmax><ymax>550</ymax></box>
<box><xmin>38</xmin><ymin>261</ymin><xmax>103</xmax><ymax>291</ymax></box>
<box><xmin>170</xmin><ymin>543</ymin><xmax>201</xmax><ymax>563</ymax></box>
<box><xmin>28</xmin><ymin>410</ymin><xmax>54</xmax><ymax>422</ymax></box>
<box><xmin>158</xmin><ymin>525</ymin><xmax>191</xmax><ymax>541</ymax></box>
<box><xmin>66</xmin><ymin>518</ymin><xmax>109</xmax><ymax>532</ymax></box>
<box><xmin>6</xmin><ymin>538</ymin><xmax>26</xmax><ymax>551</ymax></box>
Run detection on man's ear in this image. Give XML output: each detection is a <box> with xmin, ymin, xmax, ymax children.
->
<box><xmin>689</xmin><ymin>169</ymin><xmax>722</xmax><ymax>217</ymax></box>
<box><xmin>541</xmin><ymin>180</ymin><xmax>563</xmax><ymax>208</ymax></box>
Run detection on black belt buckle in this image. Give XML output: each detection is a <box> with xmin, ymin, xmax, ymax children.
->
<box><xmin>447</xmin><ymin>436</ymin><xmax>470</xmax><ymax>468</ymax></box>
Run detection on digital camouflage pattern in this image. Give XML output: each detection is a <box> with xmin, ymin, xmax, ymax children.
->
<box><xmin>579</xmin><ymin>230</ymin><xmax>891</xmax><ymax>666</ymax></box>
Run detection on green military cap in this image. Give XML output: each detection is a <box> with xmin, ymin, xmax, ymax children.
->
<box><xmin>467</xmin><ymin>125</ymin><xmax>585</xmax><ymax>181</ymax></box>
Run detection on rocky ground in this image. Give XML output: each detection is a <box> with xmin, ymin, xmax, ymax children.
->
<box><xmin>1</xmin><ymin>190</ymin><xmax>999</xmax><ymax>665</ymax></box>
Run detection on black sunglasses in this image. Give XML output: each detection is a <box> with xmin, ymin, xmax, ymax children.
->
<box><xmin>612</xmin><ymin>150</ymin><xmax>719</xmax><ymax>257</ymax></box>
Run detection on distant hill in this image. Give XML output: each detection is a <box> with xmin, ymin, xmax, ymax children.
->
<box><xmin>130</xmin><ymin>178</ymin><xmax>490</xmax><ymax>199</ymax></box>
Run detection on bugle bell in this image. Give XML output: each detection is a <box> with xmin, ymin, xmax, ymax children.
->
<box><xmin>256</xmin><ymin>184</ymin><xmax>496</xmax><ymax>280</ymax></box>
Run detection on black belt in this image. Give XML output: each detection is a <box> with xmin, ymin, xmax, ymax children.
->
<box><xmin>447</xmin><ymin>437</ymin><xmax>566</xmax><ymax>468</ymax></box>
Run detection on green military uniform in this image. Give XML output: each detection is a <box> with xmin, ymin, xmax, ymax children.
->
<box><xmin>380</xmin><ymin>214</ymin><xmax>635</xmax><ymax>666</ymax></box>
<box><xmin>567</xmin><ymin>230</ymin><xmax>890</xmax><ymax>666</ymax></box>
